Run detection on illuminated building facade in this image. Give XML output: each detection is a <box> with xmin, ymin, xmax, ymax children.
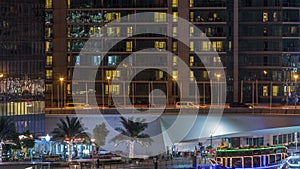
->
<box><xmin>0</xmin><ymin>0</ymin><xmax>45</xmax><ymax>136</ymax></box>
<box><xmin>46</xmin><ymin>0</ymin><xmax>300</xmax><ymax>106</ymax></box>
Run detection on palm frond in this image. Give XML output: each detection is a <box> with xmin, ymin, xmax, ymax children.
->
<box><xmin>51</xmin><ymin>116</ymin><xmax>89</xmax><ymax>143</ymax></box>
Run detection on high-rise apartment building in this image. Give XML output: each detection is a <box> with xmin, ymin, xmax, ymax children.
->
<box><xmin>238</xmin><ymin>0</ymin><xmax>300</xmax><ymax>104</ymax></box>
<box><xmin>0</xmin><ymin>0</ymin><xmax>45</xmax><ymax>136</ymax></box>
<box><xmin>46</xmin><ymin>0</ymin><xmax>300</xmax><ymax>107</ymax></box>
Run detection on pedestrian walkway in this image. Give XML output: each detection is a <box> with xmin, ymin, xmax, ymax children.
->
<box><xmin>0</xmin><ymin>157</ymin><xmax>213</xmax><ymax>169</ymax></box>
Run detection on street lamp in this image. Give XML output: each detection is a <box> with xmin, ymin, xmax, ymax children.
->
<box><xmin>91</xmin><ymin>138</ymin><xmax>95</xmax><ymax>154</ymax></box>
<box><xmin>172</xmin><ymin>76</ymin><xmax>177</xmax><ymax>104</ymax></box>
<box><xmin>107</xmin><ymin>76</ymin><xmax>111</xmax><ymax>107</ymax></box>
<box><xmin>45</xmin><ymin>134</ymin><xmax>51</xmax><ymax>156</ymax></box>
<box><xmin>216</xmin><ymin>74</ymin><xmax>221</xmax><ymax>105</ymax></box>
<box><xmin>294</xmin><ymin>74</ymin><xmax>298</xmax><ymax>110</ymax></box>
<box><xmin>59</xmin><ymin>77</ymin><xmax>64</xmax><ymax>108</ymax></box>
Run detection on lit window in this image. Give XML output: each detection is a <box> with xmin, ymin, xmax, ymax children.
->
<box><xmin>190</xmin><ymin>71</ymin><xmax>194</xmax><ymax>81</ymax></box>
<box><xmin>173</xmin><ymin>26</ymin><xmax>177</xmax><ymax>37</ymax></box>
<box><xmin>201</xmin><ymin>41</ymin><xmax>211</xmax><ymax>51</ymax></box>
<box><xmin>106</xmin><ymin>70</ymin><xmax>120</xmax><ymax>80</ymax></box>
<box><xmin>107</xmin><ymin>27</ymin><xmax>113</xmax><ymax>36</ymax></box>
<box><xmin>112</xmin><ymin>85</ymin><xmax>120</xmax><ymax>95</ymax></box>
<box><xmin>46</xmin><ymin>70</ymin><xmax>53</xmax><ymax>80</ymax></box>
<box><xmin>173</xmin><ymin>56</ymin><xmax>177</xmax><ymax>66</ymax></box>
<box><xmin>126</xmin><ymin>41</ymin><xmax>132</xmax><ymax>52</ymax></box>
<box><xmin>106</xmin><ymin>85</ymin><xmax>120</xmax><ymax>95</ymax></box>
<box><xmin>263</xmin><ymin>12</ymin><xmax>268</xmax><ymax>22</ymax></box>
<box><xmin>105</xmin><ymin>12</ymin><xmax>121</xmax><ymax>22</ymax></box>
<box><xmin>67</xmin><ymin>0</ymin><xmax>70</xmax><ymax>8</ymax></box>
<box><xmin>172</xmin><ymin>12</ymin><xmax>178</xmax><ymax>22</ymax></box>
<box><xmin>67</xmin><ymin>41</ymin><xmax>71</xmax><ymax>52</ymax></box>
<box><xmin>154</xmin><ymin>12</ymin><xmax>167</xmax><ymax>22</ymax></box>
<box><xmin>190</xmin><ymin>26</ymin><xmax>194</xmax><ymax>37</ymax></box>
<box><xmin>190</xmin><ymin>12</ymin><xmax>194</xmax><ymax>22</ymax></box>
<box><xmin>290</xmin><ymin>26</ymin><xmax>296</xmax><ymax>34</ymax></box>
<box><xmin>190</xmin><ymin>41</ymin><xmax>194</xmax><ymax>51</ymax></box>
<box><xmin>45</xmin><ymin>41</ymin><xmax>51</xmax><ymax>52</ymax></box>
<box><xmin>263</xmin><ymin>86</ymin><xmax>268</xmax><ymax>96</ymax></box>
<box><xmin>45</xmin><ymin>0</ymin><xmax>52</xmax><ymax>8</ymax></box>
<box><xmin>273</xmin><ymin>85</ymin><xmax>278</xmax><ymax>96</ymax></box>
<box><xmin>46</xmin><ymin>55</ymin><xmax>53</xmax><ymax>66</ymax></box>
<box><xmin>45</xmin><ymin>84</ymin><xmax>52</xmax><ymax>93</ymax></box>
<box><xmin>89</xmin><ymin>27</ymin><xmax>95</xmax><ymax>36</ymax></box>
<box><xmin>273</xmin><ymin>12</ymin><xmax>277</xmax><ymax>21</ymax></box>
<box><xmin>107</xmin><ymin>27</ymin><xmax>120</xmax><ymax>37</ymax></box>
<box><xmin>75</xmin><ymin>55</ymin><xmax>80</xmax><ymax>65</ymax></box>
<box><xmin>67</xmin><ymin>84</ymin><xmax>71</xmax><ymax>95</ymax></box>
<box><xmin>212</xmin><ymin>41</ymin><xmax>223</xmax><ymax>52</ymax></box>
<box><xmin>159</xmin><ymin>71</ymin><xmax>164</xmax><ymax>79</ymax></box>
<box><xmin>173</xmin><ymin>41</ymin><xmax>178</xmax><ymax>52</ymax></box>
<box><xmin>190</xmin><ymin>0</ymin><xmax>194</xmax><ymax>7</ymax></box>
<box><xmin>127</xmin><ymin>27</ymin><xmax>133</xmax><ymax>37</ymax></box>
<box><xmin>46</xmin><ymin>27</ymin><xmax>52</xmax><ymax>38</ymax></box>
<box><xmin>67</xmin><ymin>55</ymin><xmax>71</xmax><ymax>64</ymax></box>
<box><xmin>172</xmin><ymin>0</ymin><xmax>178</xmax><ymax>7</ymax></box>
<box><xmin>228</xmin><ymin>41</ymin><xmax>232</xmax><ymax>51</ymax></box>
<box><xmin>203</xmin><ymin>71</ymin><xmax>208</xmax><ymax>80</ymax></box>
<box><xmin>93</xmin><ymin>56</ymin><xmax>101</xmax><ymax>65</ymax></box>
<box><xmin>213</xmin><ymin>56</ymin><xmax>221</xmax><ymax>63</ymax></box>
<box><xmin>172</xmin><ymin>71</ymin><xmax>178</xmax><ymax>79</ymax></box>
<box><xmin>190</xmin><ymin>56</ymin><xmax>194</xmax><ymax>66</ymax></box>
<box><xmin>155</xmin><ymin>41</ymin><xmax>166</xmax><ymax>50</ymax></box>
<box><xmin>108</xmin><ymin>55</ymin><xmax>117</xmax><ymax>66</ymax></box>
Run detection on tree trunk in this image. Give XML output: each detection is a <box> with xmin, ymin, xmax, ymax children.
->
<box><xmin>0</xmin><ymin>142</ymin><xmax>2</xmax><ymax>162</ymax></box>
<box><xmin>68</xmin><ymin>140</ymin><xmax>73</xmax><ymax>161</ymax></box>
<box><xmin>129</xmin><ymin>141</ymin><xmax>134</xmax><ymax>158</ymax></box>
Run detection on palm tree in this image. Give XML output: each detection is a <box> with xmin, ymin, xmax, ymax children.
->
<box><xmin>0</xmin><ymin>117</ymin><xmax>17</xmax><ymax>162</ymax></box>
<box><xmin>110</xmin><ymin>116</ymin><xmax>153</xmax><ymax>158</ymax></box>
<box><xmin>51</xmin><ymin>116</ymin><xmax>89</xmax><ymax>161</ymax></box>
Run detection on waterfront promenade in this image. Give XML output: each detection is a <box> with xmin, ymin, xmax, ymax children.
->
<box><xmin>0</xmin><ymin>157</ymin><xmax>211</xmax><ymax>169</ymax></box>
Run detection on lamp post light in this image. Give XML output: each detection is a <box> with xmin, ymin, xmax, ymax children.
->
<box><xmin>107</xmin><ymin>76</ymin><xmax>111</xmax><ymax>107</ymax></box>
<box><xmin>294</xmin><ymin>74</ymin><xmax>298</xmax><ymax>110</ymax></box>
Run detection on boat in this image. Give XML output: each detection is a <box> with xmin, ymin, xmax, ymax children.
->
<box><xmin>209</xmin><ymin>145</ymin><xmax>288</xmax><ymax>169</ymax></box>
<box><xmin>278</xmin><ymin>155</ymin><xmax>300</xmax><ymax>168</ymax></box>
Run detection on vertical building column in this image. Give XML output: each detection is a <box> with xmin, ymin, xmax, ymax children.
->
<box><xmin>264</xmin><ymin>135</ymin><xmax>273</xmax><ymax>145</ymax></box>
<box><xmin>167</xmin><ymin>0</ymin><xmax>173</xmax><ymax>104</ymax></box>
<box><xmin>52</xmin><ymin>0</ymin><xmax>67</xmax><ymax>107</ymax></box>
<box><xmin>233</xmin><ymin>0</ymin><xmax>239</xmax><ymax>102</ymax></box>
<box><xmin>177</xmin><ymin>0</ymin><xmax>190</xmax><ymax>100</ymax></box>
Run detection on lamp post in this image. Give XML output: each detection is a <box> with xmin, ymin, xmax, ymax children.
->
<box><xmin>45</xmin><ymin>134</ymin><xmax>51</xmax><ymax>156</ymax></box>
<box><xmin>85</xmin><ymin>82</ymin><xmax>88</xmax><ymax>106</ymax></box>
<box><xmin>216</xmin><ymin>74</ymin><xmax>221</xmax><ymax>105</ymax></box>
<box><xmin>294</xmin><ymin>74</ymin><xmax>298</xmax><ymax>110</ymax></box>
<box><xmin>59</xmin><ymin>77</ymin><xmax>64</xmax><ymax>108</ymax></box>
<box><xmin>91</xmin><ymin>138</ymin><xmax>95</xmax><ymax>155</ymax></box>
<box><xmin>210</xmin><ymin>134</ymin><xmax>213</xmax><ymax>148</ymax></box>
<box><xmin>172</xmin><ymin>76</ymin><xmax>177</xmax><ymax>104</ymax></box>
<box><xmin>107</xmin><ymin>76</ymin><xmax>111</xmax><ymax>107</ymax></box>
